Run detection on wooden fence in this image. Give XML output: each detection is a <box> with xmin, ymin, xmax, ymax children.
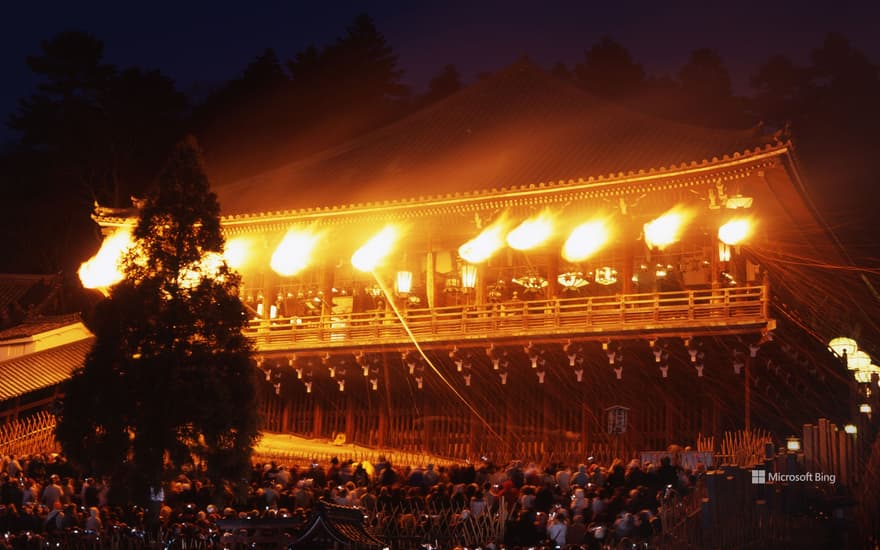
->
<box><xmin>0</xmin><ymin>410</ymin><xmax>59</xmax><ymax>457</ymax></box>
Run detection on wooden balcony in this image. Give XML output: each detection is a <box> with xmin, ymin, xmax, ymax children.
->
<box><xmin>245</xmin><ymin>284</ymin><xmax>773</xmax><ymax>354</ymax></box>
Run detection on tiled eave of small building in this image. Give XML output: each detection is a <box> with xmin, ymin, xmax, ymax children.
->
<box><xmin>0</xmin><ymin>337</ymin><xmax>93</xmax><ymax>402</ymax></box>
<box><xmin>91</xmin><ymin>142</ymin><xmax>790</xmax><ymax>234</ymax></box>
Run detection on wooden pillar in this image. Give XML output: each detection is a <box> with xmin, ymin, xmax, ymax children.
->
<box><xmin>321</xmin><ymin>259</ymin><xmax>335</xmax><ymax>318</ymax></box>
<box><xmin>470</xmin><ymin>413</ymin><xmax>480</xmax><ymax>460</ymax></box>
<box><xmin>281</xmin><ymin>401</ymin><xmax>291</xmax><ymax>433</ymax></box>
<box><xmin>547</xmin><ymin>253</ymin><xmax>559</xmax><ymax>300</ymax></box>
<box><xmin>745</xmin><ymin>354</ymin><xmax>752</xmax><ymax>432</ymax></box>
<box><xmin>378</xmin><ymin>353</ymin><xmax>394</xmax><ymax>447</ymax></box>
<box><xmin>622</xmin><ymin>235</ymin><xmax>635</xmax><ymax>294</ymax></box>
<box><xmin>542</xmin><ymin>385</ymin><xmax>552</xmax><ymax>455</ymax></box>
<box><xmin>426</xmin><ymin>251</ymin><xmax>436</xmax><ymax>309</ymax></box>
<box><xmin>344</xmin><ymin>394</ymin><xmax>355</xmax><ymax>443</ymax></box>
<box><xmin>423</xmin><ymin>396</ymin><xmax>432</xmax><ymax>455</ymax></box>
<box><xmin>313</xmin><ymin>397</ymin><xmax>323</xmax><ymax>439</ymax></box>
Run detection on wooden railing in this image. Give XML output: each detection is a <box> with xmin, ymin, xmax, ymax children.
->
<box><xmin>245</xmin><ymin>284</ymin><xmax>771</xmax><ymax>352</ymax></box>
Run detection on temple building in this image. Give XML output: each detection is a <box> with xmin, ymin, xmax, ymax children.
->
<box><xmin>87</xmin><ymin>61</ymin><xmax>869</xmax><ymax>463</ymax></box>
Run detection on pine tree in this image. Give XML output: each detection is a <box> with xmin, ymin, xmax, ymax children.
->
<box><xmin>56</xmin><ymin>136</ymin><xmax>259</xmax><ymax>507</ymax></box>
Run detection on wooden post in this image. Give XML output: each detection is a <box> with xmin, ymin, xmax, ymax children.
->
<box><xmin>425</xmin><ymin>250</ymin><xmax>435</xmax><ymax>310</ymax></box>
<box><xmin>313</xmin><ymin>397</ymin><xmax>323</xmax><ymax>439</ymax></box>
<box><xmin>344</xmin><ymin>394</ymin><xmax>355</xmax><ymax>444</ymax></box>
<box><xmin>744</xmin><ymin>354</ymin><xmax>751</xmax><ymax>432</ymax></box>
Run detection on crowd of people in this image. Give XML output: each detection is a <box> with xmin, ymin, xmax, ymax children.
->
<box><xmin>0</xmin><ymin>451</ymin><xmax>706</xmax><ymax>549</ymax></box>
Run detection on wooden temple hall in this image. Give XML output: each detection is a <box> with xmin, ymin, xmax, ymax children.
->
<box><xmin>88</xmin><ymin>61</ymin><xmax>853</xmax><ymax>462</ymax></box>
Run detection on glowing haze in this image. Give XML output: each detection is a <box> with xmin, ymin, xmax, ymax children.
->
<box><xmin>78</xmin><ymin>227</ymin><xmax>135</xmax><ymax>290</ymax></box>
<box><xmin>507</xmin><ymin>212</ymin><xmax>554</xmax><ymax>250</ymax></box>
<box><xmin>352</xmin><ymin>226</ymin><xmax>399</xmax><ymax>271</ymax></box>
<box><xmin>271</xmin><ymin>229</ymin><xmax>321</xmax><ymax>276</ymax></box>
<box><xmin>563</xmin><ymin>220</ymin><xmax>610</xmax><ymax>261</ymax></box>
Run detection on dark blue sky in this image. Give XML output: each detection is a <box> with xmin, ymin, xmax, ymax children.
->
<box><xmin>3</xmin><ymin>1</ymin><xmax>879</xmax><ymax>143</ymax></box>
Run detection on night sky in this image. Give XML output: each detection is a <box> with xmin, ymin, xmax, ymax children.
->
<box><xmin>3</xmin><ymin>1</ymin><xmax>880</xmax><ymax>145</ymax></box>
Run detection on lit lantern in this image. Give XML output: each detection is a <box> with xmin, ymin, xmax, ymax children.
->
<box><xmin>828</xmin><ymin>337</ymin><xmax>858</xmax><ymax>360</ymax></box>
<box><xmin>395</xmin><ymin>271</ymin><xmax>413</xmax><ymax>294</ymax></box>
<box><xmin>461</xmin><ymin>264</ymin><xmax>477</xmax><ymax>289</ymax></box>
<box><xmin>848</xmin><ymin>350</ymin><xmax>871</xmax><ymax>371</ymax></box>
<box><xmin>844</xmin><ymin>424</ymin><xmax>858</xmax><ymax>434</ymax></box>
<box><xmin>786</xmin><ymin>436</ymin><xmax>801</xmax><ymax>452</ymax></box>
<box><xmin>860</xmin><ymin>403</ymin><xmax>872</xmax><ymax>414</ymax></box>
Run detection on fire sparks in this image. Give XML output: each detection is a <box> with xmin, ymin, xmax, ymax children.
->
<box><xmin>718</xmin><ymin>218</ymin><xmax>752</xmax><ymax>245</ymax></box>
<box><xmin>78</xmin><ymin>227</ymin><xmax>135</xmax><ymax>290</ymax></box>
<box><xmin>506</xmin><ymin>211</ymin><xmax>553</xmax><ymax>251</ymax></box>
<box><xmin>644</xmin><ymin>207</ymin><xmax>692</xmax><ymax>249</ymax></box>
<box><xmin>223</xmin><ymin>237</ymin><xmax>250</xmax><ymax>269</ymax></box>
<box><xmin>352</xmin><ymin>226</ymin><xmax>399</xmax><ymax>272</ymax></box>
<box><xmin>271</xmin><ymin>228</ymin><xmax>321</xmax><ymax>277</ymax></box>
<box><xmin>459</xmin><ymin>223</ymin><xmax>505</xmax><ymax>263</ymax></box>
<box><xmin>562</xmin><ymin>220</ymin><xmax>610</xmax><ymax>262</ymax></box>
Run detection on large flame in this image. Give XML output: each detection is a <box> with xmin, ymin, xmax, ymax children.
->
<box><xmin>78</xmin><ymin>227</ymin><xmax>135</xmax><ymax>290</ymax></box>
<box><xmin>352</xmin><ymin>226</ymin><xmax>399</xmax><ymax>272</ymax></box>
<box><xmin>718</xmin><ymin>218</ymin><xmax>752</xmax><ymax>246</ymax></box>
<box><xmin>271</xmin><ymin>228</ymin><xmax>321</xmax><ymax>277</ymax></box>
<box><xmin>644</xmin><ymin>207</ymin><xmax>692</xmax><ymax>249</ymax></box>
<box><xmin>459</xmin><ymin>223</ymin><xmax>506</xmax><ymax>263</ymax></box>
<box><xmin>223</xmin><ymin>237</ymin><xmax>250</xmax><ymax>269</ymax></box>
<box><xmin>507</xmin><ymin>211</ymin><xmax>554</xmax><ymax>251</ymax></box>
<box><xmin>177</xmin><ymin>252</ymin><xmax>226</xmax><ymax>289</ymax></box>
<box><xmin>562</xmin><ymin>220</ymin><xmax>610</xmax><ymax>262</ymax></box>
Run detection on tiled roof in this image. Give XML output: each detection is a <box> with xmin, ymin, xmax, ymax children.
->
<box><xmin>0</xmin><ymin>314</ymin><xmax>83</xmax><ymax>341</ymax></box>
<box><xmin>0</xmin><ymin>274</ymin><xmax>60</xmax><ymax>312</ymax></box>
<box><xmin>215</xmin><ymin>59</ymin><xmax>771</xmax><ymax>217</ymax></box>
<box><xmin>0</xmin><ymin>338</ymin><xmax>93</xmax><ymax>402</ymax></box>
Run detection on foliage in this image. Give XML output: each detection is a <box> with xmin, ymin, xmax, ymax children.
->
<box><xmin>1</xmin><ymin>31</ymin><xmax>187</xmax><ymax>284</ymax></box>
<box><xmin>56</xmin><ymin>137</ymin><xmax>260</xmax><ymax>506</ymax></box>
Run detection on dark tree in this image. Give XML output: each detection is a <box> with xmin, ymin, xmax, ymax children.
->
<box><xmin>675</xmin><ymin>48</ymin><xmax>746</xmax><ymax>127</ymax></box>
<box><xmin>2</xmin><ymin>31</ymin><xmax>186</xmax><ymax>289</ymax></box>
<box><xmin>419</xmin><ymin>64</ymin><xmax>462</xmax><ymax>106</ymax></box>
<box><xmin>56</xmin><ymin>137</ymin><xmax>260</xmax><ymax>507</ymax></box>
<box><xmin>196</xmin><ymin>14</ymin><xmax>410</xmax><ymax>186</ymax></box>
<box><xmin>575</xmin><ymin>36</ymin><xmax>645</xmax><ymax>98</ymax></box>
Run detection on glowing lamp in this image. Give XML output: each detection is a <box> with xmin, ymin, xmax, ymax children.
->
<box><xmin>860</xmin><ymin>403</ymin><xmax>872</xmax><ymax>414</ymax></box>
<box><xmin>855</xmin><ymin>365</ymin><xmax>880</xmax><ymax>384</ymax></box>
<box><xmin>828</xmin><ymin>337</ymin><xmax>858</xmax><ymax>360</ymax></box>
<box><xmin>718</xmin><ymin>219</ymin><xmax>751</xmax><ymax>246</ymax></box>
<box><xmin>461</xmin><ymin>264</ymin><xmax>477</xmax><ymax>289</ymax></box>
<box><xmin>848</xmin><ymin>350</ymin><xmax>871</xmax><ymax>371</ymax></box>
<box><xmin>844</xmin><ymin>424</ymin><xmax>858</xmax><ymax>434</ymax></box>
<box><xmin>595</xmin><ymin>267</ymin><xmax>618</xmax><ymax>285</ymax></box>
<box><xmin>785</xmin><ymin>436</ymin><xmax>801</xmax><ymax>452</ymax></box>
<box><xmin>395</xmin><ymin>271</ymin><xmax>413</xmax><ymax>294</ymax></box>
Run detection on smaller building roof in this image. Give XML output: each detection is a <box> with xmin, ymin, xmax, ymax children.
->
<box><xmin>0</xmin><ymin>337</ymin><xmax>92</xmax><ymax>402</ymax></box>
<box><xmin>0</xmin><ymin>314</ymin><xmax>84</xmax><ymax>342</ymax></box>
<box><xmin>0</xmin><ymin>274</ymin><xmax>62</xmax><ymax>327</ymax></box>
